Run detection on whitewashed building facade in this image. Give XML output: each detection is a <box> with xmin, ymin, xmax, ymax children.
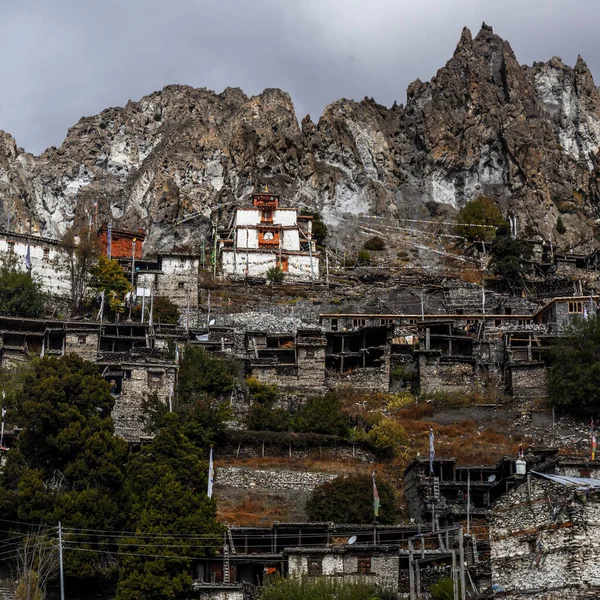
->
<box><xmin>220</xmin><ymin>193</ymin><xmax>319</xmax><ymax>281</ymax></box>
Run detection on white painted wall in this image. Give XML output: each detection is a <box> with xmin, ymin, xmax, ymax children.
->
<box><xmin>282</xmin><ymin>229</ymin><xmax>300</xmax><ymax>251</ymax></box>
<box><xmin>236</xmin><ymin>228</ymin><xmax>258</xmax><ymax>249</ymax></box>
<box><xmin>289</xmin><ymin>254</ymin><xmax>319</xmax><ymax>279</ymax></box>
<box><xmin>0</xmin><ymin>235</ymin><xmax>71</xmax><ymax>298</ymax></box>
<box><xmin>274</xmin><ymin>209</ymin><xmax>297</xmax><ymax>226</ymax></box>
<box><xmin>221</xmin><ymin>250</ymin><xmax>278</xmax><ymax>277</ymax></box>
<box><xmin>235</xmin><ymin>209</ymin><xmax>260</xmax><ymax>226</ymax></box>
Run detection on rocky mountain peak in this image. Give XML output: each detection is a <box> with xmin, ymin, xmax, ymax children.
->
<box><xmin>1</xmin><ymin>24</ymin><xmax>600</xmax><ymax>258</ymax></box>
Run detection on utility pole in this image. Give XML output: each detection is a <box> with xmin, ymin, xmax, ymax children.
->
<box><xmin>58</xmin><ymin>522</ymin><xmax>65</xmax><ymax>600</ymax></box>
<box><xmin>141</xmin><ymin>289</ymin><xmax>146</xmax><ymax>324</ymax></box>
<box><xmin>0</xmin><ymin>391</ymin><xmax>5</xmax><ymax>448</ymax></box>
<box><xmin>458</xmin><ymin>526</ymin><xmax>466</xmax><ymax>600</ymax></box>
<box><xmin>325</xmin><ymin>251</ymin><xmax>330</xmax><ymax>288</ymax></box>
<box><xmin>467</xmin><ymin>470</ymin><xmax>471</xmax><ymax>536</ymax></box>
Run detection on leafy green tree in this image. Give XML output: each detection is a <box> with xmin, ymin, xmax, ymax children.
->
<box><xmin>292</xmin><ymin>393</ymin><xmax>349</xmax><ymax>437</ymax></box>
<box><xmin>487</xmin><ymin>224</ymin><xmax>532</xmax><ymax>292</ymax></box>
<box><xmin>177</xmin><ymin>346</ymin><xmax>240</xmax><ymax>400</ymax></box>
<box><xmin>89</xmin><ymin>255</ymin><xmax>131</xmax><ymax>314</ymax></box>
<box><xmin>300</xmin><ymin>210</ymin><xmax>328</xmax><ymax>247</ymax></box>
<box><xmin>454</xmin><ymin>196</ymin><xmax>506</xmax><ymax>242</ymax></box>
<box><xmin>0</xmin><ymin>355</ymin><xmax>129</xmax><ymax>588</ymax></box>
<box><xmin>153</xmin><ymin>296</ymin><xmax>181</xmax><ymax>325</ymax></box>
<box><xmin>548</xmin><ymin>316</ymin><xmax>600</xmax><ymax>415</ymax></box>
<box><xmin>0</xmin><ymin>259</ymin><xmax>45</xmax><ymax>317</ymax></box>
<box><xmin>115</xmin><ymin>424</ymin><xmax>223</xmax><ymax>600</ymax></box>
<box><xmin>306</xmin><ymin>474</ymin><xmax>397</xmax><ymax>524</ymax></box>
<box><xmin>556</xmin><ymin>216</ymin><xmax>567</xmax><ymax>235</ymax></box>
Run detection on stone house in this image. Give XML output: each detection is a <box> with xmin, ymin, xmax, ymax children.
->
<box><xmin>490</xmin><ymin>471</ymin><xmax>600</xmax><ymax>599</ymax></box>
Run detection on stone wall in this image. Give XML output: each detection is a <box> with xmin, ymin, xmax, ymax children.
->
<box><xmin>215</xmin><ymin>467</ymin><xmax>337</xmax><ymax>491</ymax></box>
<box><xmin>287</xmin><ymin>550</ymin><xmax>400</xmax><ymax>591</ymax></box>
<box><xmin>418</xmin><ymin>354</ymin><xmax>480</xmax><ymax>395</ymax></box>
<box><xmin>490</xmin><ymin>476</ymin><xmax>600</xmax><ymax>599</ymax></box>
<box><xmin>112</xmin><ymin>361</ymin><xmax>177</xmax><ymax>441</ymax></box>
<box><xmin>509</xmin><ymin>363</ymin><xmax>548</xmax><ymax>399</ymax></box>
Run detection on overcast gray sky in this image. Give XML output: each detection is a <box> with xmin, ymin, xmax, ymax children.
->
<box><xmin>1</xmin><ymin>0</ymin><xmax>598</xmax><ymax>155</ymax></box>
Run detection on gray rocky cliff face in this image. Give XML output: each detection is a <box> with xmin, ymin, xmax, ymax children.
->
<box><xmin>1</xmin><ymin>23</ymin><xmax>600</xmax><ymax>252</ymax></box>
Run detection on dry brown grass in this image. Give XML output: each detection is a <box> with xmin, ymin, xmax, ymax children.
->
<box><xmin>218</xmin><ymin>497</ymin><xmax>287</xmax><ymax>526</ymax></box>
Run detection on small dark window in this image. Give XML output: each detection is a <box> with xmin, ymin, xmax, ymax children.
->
<box><xmin>353</xmin><ymin>318</ymin><xmax>366</xmax><ymax>328</ymax></box>
<box><xmin>148</xmin><ymin>372</ymin><xmax>163</xmax><ymax>389</ymax></box>
<box><xmin>331</xmin><ymin>318</ymin><xmax>338</xmax><ymax>332</ymax></box>
<box><xmin>178</xmin><ymin>281</ymin><xmax>185</xmax><ymax>290</ymax></box>
<box><xmin>124</xmin><ymin>370</ymin><xmax>132</xmax><ymax>380</ymax></box>
<box><xmin>495</xmin><ymin>319</ymin><xmax>501</xmax><ymax>327</ymax></box>
<box><xmin>307</xmin><ymin>558</ymin><xmax>323</xmax><ymax>576</ymax></box>
<box><xmin>357</xmin><ymin>556</ymin><xmax>371</xmax><ymax>574</ymax></box>
<box><xmin>7</xmin><ymin>242</ymin><xmax>14</xmax><ymax>254</ymax></box>
<box><xmin>43</xmin><ymin>247</ymin><xmax>50</xmax><ymax>261</ymax></box>
<box><xmin>305</xmin><ymin>348</ymin><xmax>315</xmax><ymax>359</ymax></box>
<box><xmin>78</xmin><ymin>335</ymin><xmax>87</xmax><ymax>345</ymax></box>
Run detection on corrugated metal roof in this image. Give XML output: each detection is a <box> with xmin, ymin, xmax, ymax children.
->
<box><xmin>532</xmin><ymin>471</ymin><xmax>600</xmax><ymax>489</ymax></box>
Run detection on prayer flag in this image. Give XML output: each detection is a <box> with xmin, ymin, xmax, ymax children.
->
<box><xmin>207</xmin><ymin>447</ymin><xmax>215</xmax><ymax>498</ymax></box>
<box><xmin>429</xmin><ymin>427</ymin><xmax>435</xmax><ymax>475</ymax></box>
<box><xmin>372</xmin><ymin>472</ymin><xmax>380</xmax><ymax>519</ymax></box>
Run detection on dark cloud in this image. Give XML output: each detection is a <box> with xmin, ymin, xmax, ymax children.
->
<box><xmin>1</xmin><ymin>0</ymin><xmax>599</xmax><ymax>154</ymax></box>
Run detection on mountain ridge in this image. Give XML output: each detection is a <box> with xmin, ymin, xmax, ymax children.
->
<box><xmin>1</xmin><ymin>23</ymin><xmax>600</xmax><ymax>254</ymax></box>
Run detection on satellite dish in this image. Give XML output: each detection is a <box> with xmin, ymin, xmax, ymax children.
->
<box><xmin>209</xmin><ymin>319</ymin><xmax>216</xmax><ymax>326</ymax></box>
<box><xmin>348</xmin><ymin>536</ymin><xmax>357</xmax><ymax>545</ymax></box>
<box><xmin>488</xmin><ymin>474</ymin><xmax>496</xmax><ymax>483</ymax></box>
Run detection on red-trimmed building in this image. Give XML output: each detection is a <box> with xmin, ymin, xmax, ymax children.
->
<box><xmin>97</xmin><ymin>226</ymin><xmax>145</xmax><ymax>260</ymax></box>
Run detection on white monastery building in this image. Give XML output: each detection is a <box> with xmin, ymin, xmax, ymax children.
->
<box><xmin>219</xmin><ymin>192</ymin><xmax>319</xmax><ymax>281</ymax></box>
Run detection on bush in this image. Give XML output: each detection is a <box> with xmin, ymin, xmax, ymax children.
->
<box><xmin>292</xmin><ymin>393</ymin><xmax>350</xmax><ymax>437</ymax></box>
<box><xmin>556</xmin><ymin>215</ymin><xmax>566</xmax><ymax>234</ymax></box>
<box><xmin>245</xmin><ymin>377</ymin><xmax>290</xmax><ymax>431</ymax></box>
<box><xmin>357</xmin><ymin>249</ymin><xmax>371</xmax><ymax>263</ymax></box>
<box><xmin>178</xmin><ymin>345</ymin><xmax>240</xmax><ymax>399</ymax></box>
<box><xmin>548</xmin><ymin>315</ymin><xmax>600</xmax><ymax>415</ymax></box>
<box><xmin>0</xmin><ymin>260</ymin><xmax>45</xmax><ymax>317</ymax></box>
<box><xmin>391</xmin><ymin>364</ymin><xmax>414</xmax><ymax>383</ymax></box>
<box><xmin>246</xmin><ymin>403</ymin><xmax>291</xmax><ymax>432</ymax></box>
<box><xmin>364</xmin><ymin>418</ymin><xmax>408</xmax><ymax>458</ymax></box>
<box><xmin>306</xmin><ymin>474</ymin><xmax>398</xmax><ymax>524</ymax></box>
<box><xmin>153</xmin><ymin>296</ymin><xmax>181</xmax><ymax>324</ymax></box>
<box><xmin>429</xmin><ymin>577</ymin><xmax>456</xmax><ymax>600</ymax></box>
<box><xmin>363</xmin><ymin>236</ymin><xmax>386</xmax><ymax>251</ymax></box>
<box><xmin>453</xmin><ymin>196</ymin><xmax>506</xmax><ymax>242</ymax></box>
<box><xmin>267</xmin><ymin>266</ymin><xmax>285</xmax><ymax>283</ymax></box>
<box><xmin>260</xmin><ymin>576</ymin><xmax>395</xmax><ymax>600</ymax></box>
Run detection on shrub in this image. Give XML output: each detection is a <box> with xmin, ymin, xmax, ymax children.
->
<box><xmin>306</xmin><ymin>474</ymin><xmax>398</xmax><ymax>524</ymax></box>
<box><xmin>267</xmin><ymin>266</ymin><xmax>285</xmax><ymax>283</ymax></box>
<box><xmin>556</xmin><ymin>216</ymin><xmax>566</xmax><ymax>234</ymax></box>
<box><xmin>246</xmin><ymin>403</ymin><xmax>291</xmax><ymax>432</ymax></box>
<box><xmin>261</xmin><ymin>576</ymin><xmax>395</xmax><ymax>600</ymax></box>
<box><xmin>363</xmin><ymin>236</ymin><xmax>386</xmax><ymax>251</ymax></box>
<box><xmin>453</xmin><ymin>196</ymin><xmax>506</xmax><ymax>242</ymax></box>
<box><xmin>363</xmin><ymin>418</ymin><xmax>408</xmax><ymax>458</ymax></box>
<box><xmin>153</xmin><ymin>295</ymin><xmax>181</xmax><ymax>324</ymax></box>
<box><xmin>245</xmin><ymin>377</ymin><xmax>290</xmax><ymax>432</ymax></box>
<box><xmin>178</xmin><ymin>345</ymin><xmax>240</xmax><ymax>399</ymax></box>
<box><xmin>357</xmin><ymin>249</ymin><xmax>371</xmax><ymax>263</ymax></box>
<box><xmin>292</xmin><ymin>393</ymin><xmax>350</xmax><ymax>437</ymax></box>
<box><xmin>429</xmin><ymin>577</ymin><xmax>456</xmax><ymax>600</ymax></box>
<box><xmin>548</xmin><ymin>315</ymin><xmax>600</xmax><ymax>415</ymax></box>
<box><xmin>0</xmin><ymin>259</ymin><xmax>45</xmax><ymax>318</ymax></box>
<box><xmin>300</xmin><ymin>210</ymin><xmax>328</xmax><ymax>247</ymax></box>
<box><xmin>391</xmin><ymin>364</ymin><xmax>414</xmax><ymax>383</ymax></box>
